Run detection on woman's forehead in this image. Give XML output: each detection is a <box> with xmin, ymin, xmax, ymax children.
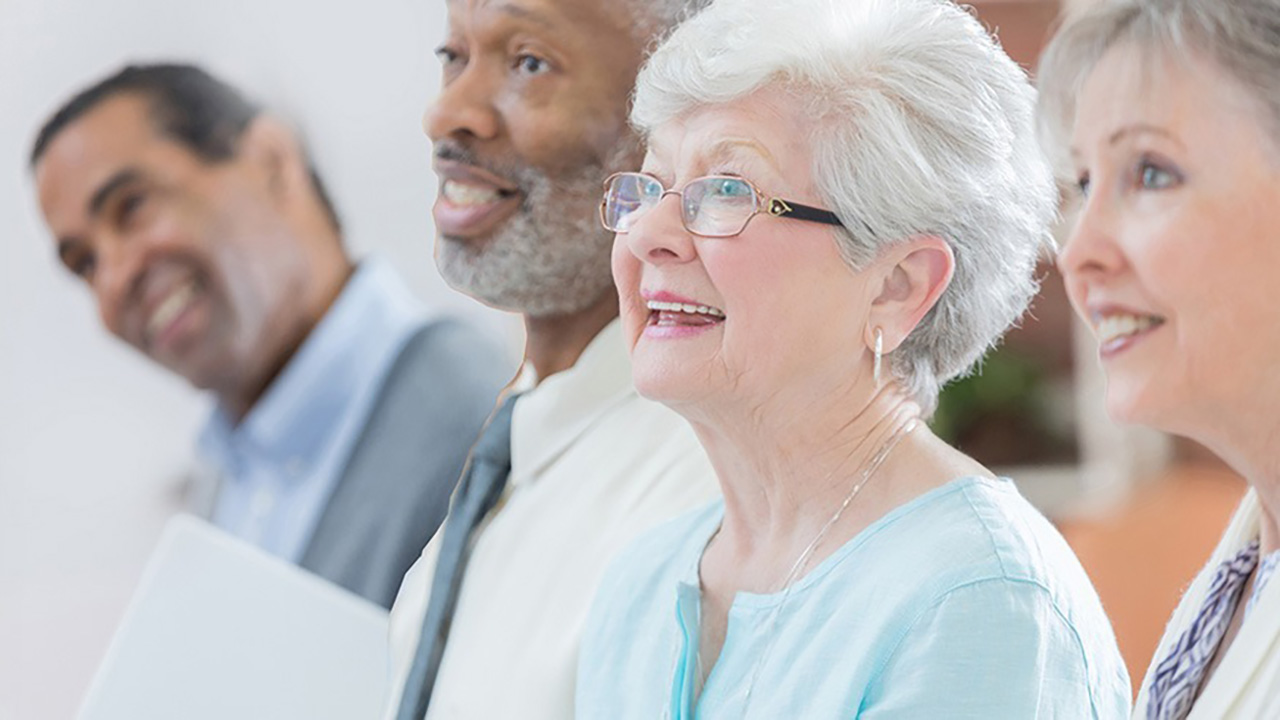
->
<box><xmin>644</xmin><ymin>94</ymin><xmax>807</xmax><ymax>172</ymax></box>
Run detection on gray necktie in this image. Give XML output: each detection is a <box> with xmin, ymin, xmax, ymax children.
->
<box><xmin>396</xmin><ymin>393</ymin><xmax>519</xmax><ymax>720</ymax></box>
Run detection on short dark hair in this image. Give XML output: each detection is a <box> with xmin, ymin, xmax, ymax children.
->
<box><xmin>31</xmin><ymin>63</ymin><xmax>342</xmax><ymax>233</ymax></box>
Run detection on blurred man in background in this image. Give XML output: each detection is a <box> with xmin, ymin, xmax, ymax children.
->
<box><xmin>30</xmin><ymin>63</ymin><xmax>510</xmax><ymax>608</ymax></box>
<box><xmin>384</xmin><ymin>0</ymin><xmax>717</xmax><ymax>718</ymax></box>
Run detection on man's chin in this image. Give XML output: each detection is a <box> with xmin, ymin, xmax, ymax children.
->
<box><xmin>434</xmin><ymin>209</ymin><xmax>615</xmax><ymax>317</ymax></box>
<box><xmin>150</xmin><ymin>348</ymin><xmax>226</xmax><ymax>395</ymax></box>
<box><xmin>172</xmin><ymin>364</ymin><xmax>221</xmax><ymax>393</ymax></box>
<box><xmin>437</xmin><ymin>232</ymin><xmax>493</xmax><ymax>256</ymax></box>
<box><xmin>442</xmin><ymin>271</ymin><xmax>614</xmax><ymax>318</ymax></box>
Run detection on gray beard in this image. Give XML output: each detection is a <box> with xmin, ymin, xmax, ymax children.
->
<box><xmin>435</xmin><ymin>144</ymin><xmax>632</xmax><ymax>318</ymax></box>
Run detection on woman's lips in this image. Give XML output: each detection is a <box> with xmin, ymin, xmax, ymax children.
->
<box><xmin>1093</xmin><ymin>311</ymin><xmax>1166</xmax><ymax>359</ymax></box>
<box><xmin>641</xmin><ymin>298</ymin><xmax>725</xmax><ymax>338</ymax></box>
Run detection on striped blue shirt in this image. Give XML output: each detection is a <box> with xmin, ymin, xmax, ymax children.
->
<box><xmin>197</xmin><ymin>257</ymin><xmax>430</xmax><ymax>563</ymax></box>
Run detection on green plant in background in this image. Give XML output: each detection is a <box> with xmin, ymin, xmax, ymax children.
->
<box><xmin>932</xmin><ymin>345</ymin><xmax>1077</xmax><ymax>466</ymax></box>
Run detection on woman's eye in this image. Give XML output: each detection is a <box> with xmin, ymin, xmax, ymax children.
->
<box><xmin>715</xmin><ymin>179</ymin><xmax>752</xmax><ymax>197</ymax></box>
<box><xmin>1138</xmin><ymin>161</ymin><xmax>1178</xmax><ymax>190</ymax></box>
<box><xmin>514</xmin><ymin>54</ymin><xmax>551</xmax><ymax>75</ymax></box>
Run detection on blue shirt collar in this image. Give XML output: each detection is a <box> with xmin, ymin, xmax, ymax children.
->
<box><xmin>197</xmin><ymin>257</ymin><xmax>429</xmax><ymax>480</ymax></box>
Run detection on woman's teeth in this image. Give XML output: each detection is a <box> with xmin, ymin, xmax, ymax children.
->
<box><xmin>1096</xmin><ymin>313</ymin><xmax>1163</xmax><ymax>345</ymax></box>
<box><xmin>645</xmin><ymin>300</ymin><xmax>725</xmax><ymax>318</ymax></box>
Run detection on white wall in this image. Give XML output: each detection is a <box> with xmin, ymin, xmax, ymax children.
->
<box><xmin>0</xmin><ymin>2</ymin><xmax>516</xmax><ymax>717</ymax></box>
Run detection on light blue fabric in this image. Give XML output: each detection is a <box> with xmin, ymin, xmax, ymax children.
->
<box><xmin>198</xmin><ymin>257</ymin><xmax>430</xmax><ymax>563</ymax></box>
<box><xmin>578</xmin><ymin>476</ymin><xmax>1131</xmax><ymax>719</ymax></box>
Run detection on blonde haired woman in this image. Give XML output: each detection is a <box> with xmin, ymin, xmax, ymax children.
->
<box><xmin>1040</xmin><ymin>0</ymin><xmax>1280</xmax><ymax>716</ymax></box>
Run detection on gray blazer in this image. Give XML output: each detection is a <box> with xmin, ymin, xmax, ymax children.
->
<box><xmin>299</xmin><ymin>318</ymin><xmax>511</xmax><ymax>608</ymax></box>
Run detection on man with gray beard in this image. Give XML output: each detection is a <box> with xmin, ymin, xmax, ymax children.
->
<box><xmin>383</xmin><ymin>0</ymin><xmax>717</xmax><ymax>718</ymax></box>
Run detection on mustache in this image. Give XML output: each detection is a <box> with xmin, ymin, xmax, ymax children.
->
<box><xmin>433</xmin><ymin>139</ymin><xmax>536</xmax><ymax>191</ymax></box>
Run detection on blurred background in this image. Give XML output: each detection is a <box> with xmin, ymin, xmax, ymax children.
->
<box><xmin>0</xmin><ymin>2</ymin><xmax>518</xmax><ymax>717</ymax></box>
<box><xmin>0</xmin><ymin>0</ymin><xmax>1246</xmax><ymax>717</ymax></box>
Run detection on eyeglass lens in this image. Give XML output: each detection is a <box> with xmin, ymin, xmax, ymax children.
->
<box><xmin>604</xmin><ymin>174</ymin><xmax>760</xmax><ymax>237</ymax></box>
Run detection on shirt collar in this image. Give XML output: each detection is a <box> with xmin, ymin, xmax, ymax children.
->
<box><xmin>509</xmin><ymin>319</ymin><xmax>636</xmax><ymax>483</ymax></box>
<box><xmin>198</xmin><ymin>256</ymin><xmax>429</xmax><ymax>478</ymax></box>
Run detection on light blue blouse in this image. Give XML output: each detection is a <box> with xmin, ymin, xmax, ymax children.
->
<box><xmin>577</xmin><ymin>476</ymin><xmax>1130</xmax><ymax>719</ymax></box>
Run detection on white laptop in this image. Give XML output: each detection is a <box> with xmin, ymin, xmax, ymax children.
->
<box><xmin>78</xmin><ymin>515</ymin><xmax>390</xmax><ymax>720</ymax></box>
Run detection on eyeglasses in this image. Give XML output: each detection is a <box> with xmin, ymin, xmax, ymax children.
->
<box><xmin>599</xmin><ymin>172</ymin><xmax>846</xmax><ymax>238</ymax></box>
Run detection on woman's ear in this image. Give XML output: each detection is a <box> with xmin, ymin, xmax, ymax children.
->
<box><xmin>865</xmin><ymin>236</ymin><xmax>954</xmax><ymax>352</ymax></box>
<box><xmin>237</xmin><ymin>115</ymin><xmax>310</xmax><ymax>207</ymax></box>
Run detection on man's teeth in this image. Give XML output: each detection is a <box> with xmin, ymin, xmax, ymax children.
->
<box><xmin>443</xmin><ymin>180</ymin><xmax>507</xmax><ymax>206</ymax></box>
<box><xmin>147</xmin><ymin>281</ymin><xmax>198</xmax><ymax>341</ymax></box>
<box><xmin>646</xmin><ymin>300</ymin><xmax>725</xmax><ymax>318</ymax></box>
<box><xmin>1096</xmin><ymin>314</ymin><xmax>1162</xmax><ymax>344</ymax></box>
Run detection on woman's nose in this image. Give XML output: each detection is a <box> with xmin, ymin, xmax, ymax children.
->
<box><xmin>1057</xmin><ymin>195</ymin><xmax>1126</xmax><ymax>282</ymax></box>
<box><xmin>622</xmin><ymin>194</ymin><xmax>698</xmax><ymax>266</ymax></box>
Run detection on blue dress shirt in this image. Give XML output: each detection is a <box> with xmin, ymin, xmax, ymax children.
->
<box><xmin>197</xmin><ymin>257</ymin><xmax>432</xmax><ymax>563</ymax></box>
<box><xmin>578</xmin><ymin>476</ymin><xmax>1131</xmax><ymax>719</ymax></box>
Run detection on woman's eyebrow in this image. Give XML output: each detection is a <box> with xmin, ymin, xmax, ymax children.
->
<box><xmin>704</xmin><ymin>138</ymin><xmax>779</xmax><ymax>172</ymax></box>
<box><xmin>1106</xmin><ymin>122</ymin><xmax>1184</xmax><ymax>149</ymax></box>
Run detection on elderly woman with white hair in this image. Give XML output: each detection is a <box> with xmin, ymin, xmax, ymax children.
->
<box><xmin>574</xmin><ymin>0</ymin><xmax>1130</xmax><ymax>717</ymax></box>
<box><xmin>1039</xmin><ymin>0</ymin><xmax>1280</xmax><ymax>718</ymax></box>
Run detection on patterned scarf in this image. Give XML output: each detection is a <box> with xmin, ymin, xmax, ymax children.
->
<box><xmin>1146</xmin><ymin>540</ymin><xmax>1279</xmax><ymax>720</ymax></box>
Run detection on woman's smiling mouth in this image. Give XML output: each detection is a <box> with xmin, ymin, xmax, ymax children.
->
<box><xmin>1092</xmin><ymin>310</ymin><xmax>1166</xmax><ymax>358</ymax></box>
<box><xmin>641</xmin><ymin>296</ymin><xmax>726</xmax><ymax>338</ymax></box>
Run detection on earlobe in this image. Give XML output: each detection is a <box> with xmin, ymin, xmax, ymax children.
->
<box><xmin>868</xmin><ymin>236</ymin><xmax>955</xmax><ymax>352</ymax></box>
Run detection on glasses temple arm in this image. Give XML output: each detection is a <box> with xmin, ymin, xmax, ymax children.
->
<box><xmin>769</xmin><ymin>198</ymin><xmax>845</xmax><ymax>229</ymax></box>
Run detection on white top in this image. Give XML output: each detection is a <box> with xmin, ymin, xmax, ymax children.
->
<box><xmin>1135</xmin><ymin>489</ymin><xmax>1280</xmax><ymax>719</ymax></box>
<box><xmin>383</xmin><ymin>320</ymin><xmax>719</xmax><ymax>720</ymax></box>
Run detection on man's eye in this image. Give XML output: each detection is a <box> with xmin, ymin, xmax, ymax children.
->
<box><xmin>1075</xmin><ymin>172</ymin><xmax>1091</xmax><ymax>198</ymax></box>
<box><xmin>434</xmin><ymin>45</ymin><xmax>462</xmax><ymax>65</ymax></box>
<box><xmin>120</xmin><ymin>192</ymin><xmax>144</xmax><ymax>220</ymax></box>
<box><xmin>76</xmin><ymin>256</ymin><xmax>97</xmax><ymax>280</ymax></box>
<box><xmin>62</xmin><ymin>251</ymin><xmax>96</xmax><ymax>281</ymax></box>
<box><xmin>514</xmin><ymin>54</ymin><xmax>551</xmax><ymax>75</ymax></box>
<box><xmin>114</xmin><ymin>190</ymin><xmax>148</xmax><ymax>229</ymax></box>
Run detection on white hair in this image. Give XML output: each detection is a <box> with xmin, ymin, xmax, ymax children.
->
<box><xmin>632</xmin><ymin>0</ymin><xmax>1057</xmax><ymax>413</ymax></box>
<box><xmin>1038</xmin><ymin>0</ymin><xmax>1280</xmax><ymax>175</ymax></box>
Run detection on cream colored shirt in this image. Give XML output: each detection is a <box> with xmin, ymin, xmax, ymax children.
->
<box><xmin>383</xmin><ymin>320</ymin><xmax>718</xmax><ymax>720</ymax></box>
<box><xmin>1135</xmin><ymin>489</ymin><xmax>1280</xmax><ymax>719</ymax></box>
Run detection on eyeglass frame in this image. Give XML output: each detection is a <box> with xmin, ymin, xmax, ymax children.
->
<box><xmin>599</xmin><ymin>171</ymin><xmax>847</xmax><ymax>238</ymax></box>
